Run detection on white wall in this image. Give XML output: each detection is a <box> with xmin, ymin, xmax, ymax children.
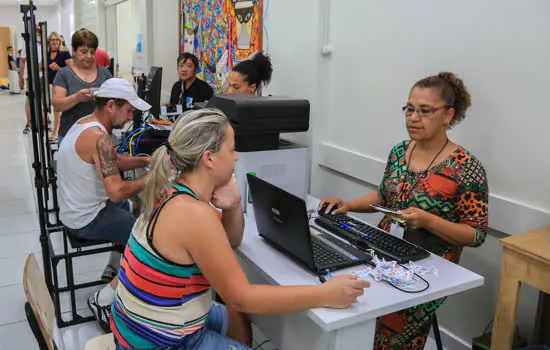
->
<box><xmin>115</xmin><ymin>0</ymin><xmax>135</xmax><ymax>79</ymax></box>
<box><xmin>264</xmin><ymin>0</ymin><xmax>546</xmax><ymax>348</ymax></box>
<box><xmin>0</xmin><ymin>4</ymin><xmax>60</xmax><ymax>47</ymax></box>
<box><xmin>149</xmin><ymin>0</ymin><xmax>179</xmax><ymax>103</ymax></box>
<box><xmin>57</xmin><ymin>0</ymin><xmax>74</xmax><ymax>47</ymax></box>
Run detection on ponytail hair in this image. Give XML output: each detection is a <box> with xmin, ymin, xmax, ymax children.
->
<box><xmin>413</xmin><ymin>72</ymin><xmax>472</xmax><ymax>128</ymax></box>
<box><xmin>137</xmin><ymin>109</ymin><xmax>230</xmax><ymax>230</ymax></box>
<box><xmin>232</xmin><ymin>51</ymin><xmax>273</xmax><ymax>90</ymax></box>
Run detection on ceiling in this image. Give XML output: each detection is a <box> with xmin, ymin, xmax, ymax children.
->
<box><xmin>0</xmin><ymin>0</ymin><xmax>60</xmax><ymax>6</ymax></box>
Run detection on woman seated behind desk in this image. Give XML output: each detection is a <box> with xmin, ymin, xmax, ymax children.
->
<box><xmin>320</xmin><ymin>72</ymin><xmax>489</xmax><ymax>349</ymax></box>
<box><xmin>226</xmin><ymin>52</ymin><xmax>273</xmax><ymax>95</ymax></box>
<box><xmin>169</xmin><ymin>53</ymin><xmax>213</xmax><ymax>109</ymax></box>
<box><xmin>110</xmin><ymin>109</ymin><xmax>370</xmax><ymax>350</ymax></box>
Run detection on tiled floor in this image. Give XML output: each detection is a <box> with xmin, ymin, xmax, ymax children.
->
<box><xmin>0</xmin><ymin>93</ymin><xmax>445</xmax><ymax>349</ymax></box>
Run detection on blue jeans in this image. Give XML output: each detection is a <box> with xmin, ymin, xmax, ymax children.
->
<box><xmin>115</xmin><ymin>302</ymin><xmax>250</xmax><ymax>350</ymax></box>
<box><xmin>68</xmin><ymin>200</ymin><xmax>134</xmax><ymax>245</ymax></box>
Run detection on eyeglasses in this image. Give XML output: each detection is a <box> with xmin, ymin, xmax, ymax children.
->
<box><xmin>402</xmin><ymin>104</ymin><xmax>450</xmax><ymax>118</ymax></box>
<box><xmin>50</xmin><ymin>38</ymin><xmax>60</xmax><ymax>42</ymax></box>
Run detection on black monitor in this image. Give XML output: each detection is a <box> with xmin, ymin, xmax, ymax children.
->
<box><xmin>145</xmin><ymin>66</ymin><xmax>162</xmax><ymax>118</ymax></box>
<box><xmin>206</xmin><ymin>94</ymin><xmax>310</xmax><ymax>152</ymax></box>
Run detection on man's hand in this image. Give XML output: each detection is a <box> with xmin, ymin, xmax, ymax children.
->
<box><xmin>399</xmin><ymin>207</ymin><xmax>435</xmax><ymax>231</ymax></box>
<box><xmin>211</xmin><ymin>178</ymin><xmax>241</xmax><ymax>210</ymax></box>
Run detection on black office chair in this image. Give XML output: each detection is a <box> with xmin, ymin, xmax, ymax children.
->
<box><xmin>49</xmin><ymin>226</ymin><xmax>123</xmax><ymax>328</ymax></box>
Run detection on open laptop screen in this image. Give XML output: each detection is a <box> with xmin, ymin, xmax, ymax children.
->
<box><xmin>247</xmin><ymin>174</ymin><xmax>316</xmax><ymax>270</ymax></box>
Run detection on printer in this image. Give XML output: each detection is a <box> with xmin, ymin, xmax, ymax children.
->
<box><xmin>205</xmin><ymin>94</ymin><xmax>311</xmax><ymax>212</ymax></box>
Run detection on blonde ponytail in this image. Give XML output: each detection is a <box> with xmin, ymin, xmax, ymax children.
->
<box><xmin>136</xmin><ymin>109</ymin><xmax>230</xmax><ymax>230</ymax></box>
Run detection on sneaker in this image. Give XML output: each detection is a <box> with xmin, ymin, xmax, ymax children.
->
<box><xmin>101</xmin><ymin>265</ymin><xmax>118</xmax><ymax>283</ymax></box>
<box><xmin>87</xmin><ymin>290</ymin><xmax>112</xmax><ymax>333</ymax></box>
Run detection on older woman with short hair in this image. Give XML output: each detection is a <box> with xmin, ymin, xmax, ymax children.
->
<box><xmin>52</xmin><ymin>28</ymin><xmax>112</xmax><ymax>144</ymax></box>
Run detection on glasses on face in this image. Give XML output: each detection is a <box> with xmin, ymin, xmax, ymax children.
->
<box><xmin>402</xmin><ymin>104</ymin><xmax>450</xmax><ymax>118</ymax></box>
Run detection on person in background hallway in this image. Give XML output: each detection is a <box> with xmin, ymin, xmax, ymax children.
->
<box><xmin>94</xmin><ymin>47</ymin><xmax>110</xmax><ymax>68</ymax></box>
<box><xmin>19</xmin><ymin>26</ymin><xmax>44</xmax><ymax>135</ymax></box>
<box><xmin>59</xmin><ymin>34</ymin><xmax>70</xmax><ymax>53</ymax></box>
<box><xmin>109</xmin><ymin>108</ymin><xmax>370</xmax><ymax>349</ymax></box>
<box><xmin>7</xmin><ymin>46</ymin><xmax>20</xmax><ymax>94</ymax></box>
<box><xmin>320</xmin><ymin>72</ymin><xmax>489</xmax><ymax>349</ymax></box>
<box><xmin>226</xmin><ymin>52</ymin><xmax>272</xmax><ymax>95</ymax></box>
<box><xmin>47</xmin><ymin>32</ymin><xmax>73</xmax><ymax>141</ymax></box>
<box><xmin>169</xmin><ymin>52</ymin><xmax>213</xmax><ymax>110</ymax></box>
<box><xmin>16</xmin><ymin>49</ymin><xmax>22</xmax><ymax>69</ymax></box>
<box><xmin>53</xmin><ymin>28</ymin><xmax>112</xmax><ymax>145</ymax></box>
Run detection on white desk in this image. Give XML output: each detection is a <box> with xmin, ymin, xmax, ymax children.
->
<box><xmin>235</xmin><ymin>197</ymin><xmax>484</xmax><ymax>350</ymax></box>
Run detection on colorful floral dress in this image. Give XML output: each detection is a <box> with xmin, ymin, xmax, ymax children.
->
<box><xmin>374</xmin><ymin>141</ymin><xmax>489</xmax><ymax>349</ymax></box>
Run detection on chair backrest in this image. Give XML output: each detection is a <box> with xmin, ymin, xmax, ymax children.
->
<box><xmin>23</xmin><ymin>254</ymin><xmax>56</xmax><ymax>350</ymax></box>
<box><xmin>85</xmin><ymin>334</ymin><xmax>116</xmax><ymax>350</ymax></box>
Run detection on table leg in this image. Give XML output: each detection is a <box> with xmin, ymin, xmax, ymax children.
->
<box><xmin>491</xmin><ymin>249</ymin><xmax>522</xmax><ymax>350</ymax></box>
<box><xmin>333</xmin><ymin>318</ymin><xmax>376</xmax><ymax>349</ymax></box>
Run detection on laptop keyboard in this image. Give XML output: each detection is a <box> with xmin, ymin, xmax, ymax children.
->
<box><xmin>312</xmin><ymin>240</ymin><xmax>348</xmax><ymax>266</ymax></box>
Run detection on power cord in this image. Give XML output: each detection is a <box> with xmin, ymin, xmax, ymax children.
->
<box><xmin>385</xmin><ymin>264</ymin><xmax>430</xmax><ymax>294</ymax></box>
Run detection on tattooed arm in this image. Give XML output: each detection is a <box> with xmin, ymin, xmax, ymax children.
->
<box><xmin>93</xmin><ymin>134</ymin><xmax>148</xmax><ymax>202</ymax></box>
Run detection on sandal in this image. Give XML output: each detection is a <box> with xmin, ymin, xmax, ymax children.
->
<box><xmin>48</xmin><ymin>135</ymin><xmax>58</xmax><ymax>142</ymax></box>
<box><xmin>23</xmin><ymin>124</ymin><xmax>30</xmax><ymax>135</ymax></box>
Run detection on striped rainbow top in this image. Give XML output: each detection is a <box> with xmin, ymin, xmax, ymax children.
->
<box><xmin>110</xmin><ymin>185</ymin><xmax>211</xmax><ymax>349</ymax></box>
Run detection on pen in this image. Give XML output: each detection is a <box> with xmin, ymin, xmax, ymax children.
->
<box><xmin>326</xmin><ymin>270</ymin><xmax>333</xmax><ymax>279</ymax></box>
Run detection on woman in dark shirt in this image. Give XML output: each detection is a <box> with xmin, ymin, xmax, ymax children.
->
<box><xmin>47</xmin><ymin>32</ymin><xmax>72</xmax><ymax>141</ymax></box>
<box><xmin>169</xmin><ymin>53</ymin><xmax>213</xmax><ymax>110</ymax></box>
<box><xmin>226</xmin><ymin>52</ymin><xmax>272</xmax><ymax>95</ymax></box>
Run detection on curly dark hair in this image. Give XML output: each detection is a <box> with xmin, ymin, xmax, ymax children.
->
<box><xmin>413</xmin><ymin>72</ymin><xmax>471</xmax><ymax>128</ymax></box>
<box><xmin>232</xmin><ymin>51</ymin><xmax>273</xmax><ymax>90</ymax></box>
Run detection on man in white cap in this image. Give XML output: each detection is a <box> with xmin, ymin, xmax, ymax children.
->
<box><xmin>57</xmin><ymin>78</ymin><xmax>151</xmax><ymax>331</ymax></box>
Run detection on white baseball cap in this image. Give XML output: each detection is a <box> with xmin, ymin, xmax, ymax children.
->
<box><xmin>95</xmin><ymin>78</ymin><xmax>151</xmax><ymax>111</ymax></box>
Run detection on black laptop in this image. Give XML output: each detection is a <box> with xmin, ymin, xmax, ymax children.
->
<box><xmin>247</xmin><ymin>174</ymin><xmax>371</xmax><ymax>273</ymax></box>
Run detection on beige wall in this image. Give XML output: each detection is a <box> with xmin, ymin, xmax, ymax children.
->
<box><xmin>0</xmin><ymin>27</ymin><xmax>11</xmax><ymax>78</ymax></box>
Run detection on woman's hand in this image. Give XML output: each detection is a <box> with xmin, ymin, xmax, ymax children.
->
<box><xmin>320</xmin><ymin>274</ymin><xmax>370</xmax><ymax>309</ymax></box>
<box><xmin>211</xmin><ymin>178</ymin><xmax>241</xmax><ymax>210</ymax></box>
<box><xmin>318</xmin><ymin>197</ymin><xmax>351</xmax><ymax>215</ymax></box>
<box><xmin>399</xmin><ymin>207</ymin><xmax>434</xmax><ymax>230</ymax></box>
<box><xmin>49</xmin><ymin>62</ymin><xmax>60</xmax><ymax>71</ymax></box>
<box><xmin>76</xmin><ymin>88</ymin><xmax>92</xmax><ymax>102</ymax></box>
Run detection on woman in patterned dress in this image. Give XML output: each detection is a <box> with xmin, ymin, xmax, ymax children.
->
<box><xmin>320</xmin><ymin>72</ymin><xmax>489</xmax><ymax>349</ymax></box>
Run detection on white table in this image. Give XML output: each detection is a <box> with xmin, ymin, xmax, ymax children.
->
<box><xmin>235</xmin><ymin>197</ymin><xmax>484</xmax><ymax>349</ymax></box>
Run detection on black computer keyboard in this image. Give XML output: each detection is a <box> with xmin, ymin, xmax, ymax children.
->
<box><xmin>311</xmin><ymin>240</ymin><xmax>348</xmax><ymax>266</ymax></box>
<box><xmin>315</xmin><ymin>214</ymin><xmax>430</xmax><ymax>263</ymax></box>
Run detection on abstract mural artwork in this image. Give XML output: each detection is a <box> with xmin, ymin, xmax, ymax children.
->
<box><xmin>179</xmin><ymin>0</ymin><xmax>263</xmax><ymax>93</ymax></box>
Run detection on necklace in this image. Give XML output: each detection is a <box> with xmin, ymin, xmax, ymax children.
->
<box><xmin>398</xmin><ymin>138</ymin><xmax>449</xmax><ymax>210</ymax></box>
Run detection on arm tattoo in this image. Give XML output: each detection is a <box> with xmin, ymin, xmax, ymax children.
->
<box><xmin>96</xmin><ymin>135</ymin><xmax>119</xmax><ymax>178</ymax></box>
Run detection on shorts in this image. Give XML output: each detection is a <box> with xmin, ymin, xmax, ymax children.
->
<box><xmin>115</xmin><ymin>302</ymin><xmax>250</xmax><ymax>350</ymax></box>
<box><xmin>68</xmin><ymin>200</ymin><xmax>135</xmax><ymax>245</ymax></box>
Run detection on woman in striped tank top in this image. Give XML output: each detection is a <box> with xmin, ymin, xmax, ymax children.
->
<box><xmin>111</xmin><ymin>109</ymin><xmax>371</xmax><ymax>349</ymax></box>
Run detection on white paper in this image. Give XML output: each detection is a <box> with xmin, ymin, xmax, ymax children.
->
<box><xmin>390</xmin><ymin>223</ymin><xmax>405</xmax><ymax>239</ymax></box>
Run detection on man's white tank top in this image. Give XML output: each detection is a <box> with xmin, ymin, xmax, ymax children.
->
<box><xmin>58</xmin><ymin>117</ymin><xmax>109</xmax><ymax>229</ymax></box>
